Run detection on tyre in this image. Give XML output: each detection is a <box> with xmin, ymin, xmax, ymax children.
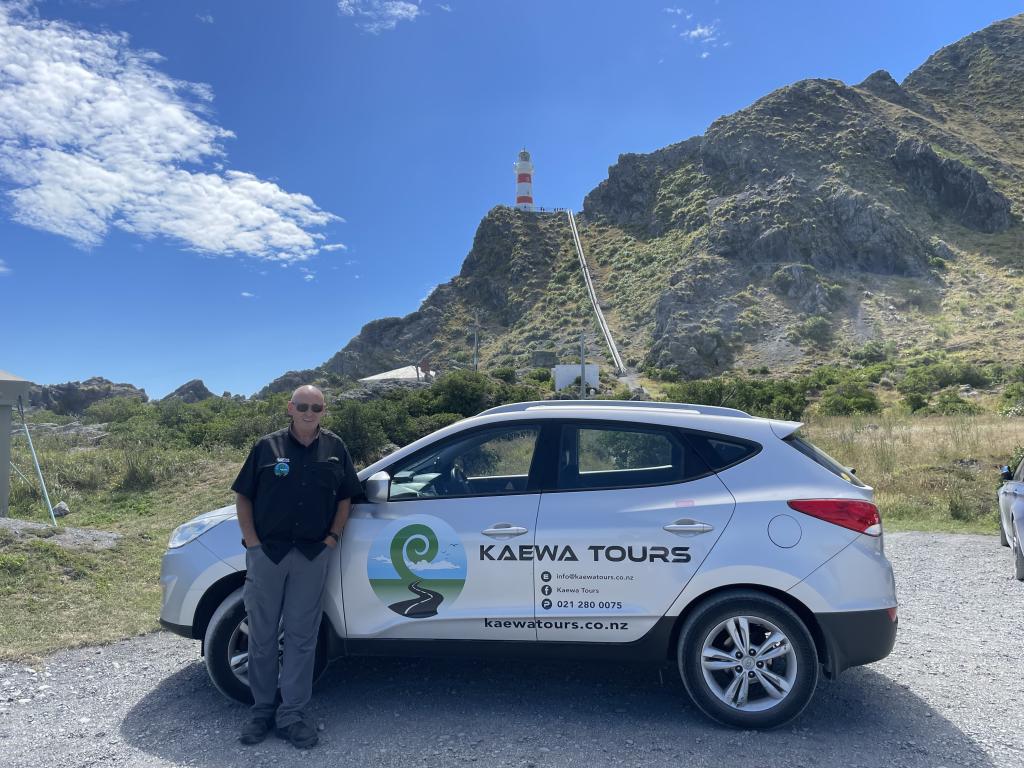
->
<box><xmin>677</xmin><ymin>590</ymin><xmax>819</xmax><ymax>729</ymax></box>
<box><xmin>1014</xmin><ymin>522</ymin><xmax>1024</xmax><ymax>582</ymax></box>
<box><xmin>203</xmin><ymin>587</ymin><xmax>328</xmax><ymax>704</ymax></box>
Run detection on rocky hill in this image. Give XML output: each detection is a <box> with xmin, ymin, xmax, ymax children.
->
<box><xmin>269</xmin><ymin>14</ymin><xmax>1024</xmax><ymax>388</ymax></box>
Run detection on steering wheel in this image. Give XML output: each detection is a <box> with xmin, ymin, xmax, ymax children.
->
<box><xmin>450</xmin><ymin>464</ymin><xmax>470</xmax><ymax>495</ymax></box>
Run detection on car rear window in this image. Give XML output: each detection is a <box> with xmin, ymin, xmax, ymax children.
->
<box><xmin>784</xmin><ymin>433</ymin><xmax>867</xmax><ymax>487</ymax></box>
<box><xmin>684</xmin><ymin>433</ymin><xmax>761</xmax><ymax>471</ymax></box>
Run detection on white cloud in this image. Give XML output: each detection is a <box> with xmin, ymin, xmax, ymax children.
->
<box><xmin>304</xmin><ymin>273</ymin><xmax>315</xmax><ymax>282</ymax></box>
<box><xmin>682</xmin><ymin>22</ymin><xmax>717</xmax><ymax>42</ymax></box>
<box><xmin>338</xmin><ymin>0</ymin><xmax>421</xmax><ymax>34</ymax></box>
<box><xmin>241</xmin><ymin>291</ymin><xmax>256</xmax><ymax>298</ymax></box>
<box><xmin>438</xmin><ymin>3</ymin><xmax>452</xmax><ymax>11</ymax></box>
<box><xmin>663</xmin><ymin>7</ymin><xmax>691</xmax><ymax>17</ymax></box>
<box><xmin>0</xmin><ymin>4</ymin><xmax>338</xmax><ymax>261</ymax></box>
<box><xmin>410</xmin><ymin>559</ymin><xmax>459</xmax><ymax>571</ymax></box>
<box><xmin>373</xmin><ymin>554</ymin><xmax>392</xmax><ymax>564</ymax></box>
<box><xmin>700</xmin><ymin>51</ymin><xmax>710</xmax><ymax>59</ymax></box>
<box><xmin>0</xmin><ymin>258</ymin><xmax>9</xmax><ymax>275</ymax></box>
<box><xmin>196</xmin><ymin>13</ymin><xmax>214</xmax><ymax>24</ymax></box>
<box><xmin>344</xmin><ymin>258</ymin><xmax>358</xmax><ymax>266</ymax></box>
<box><xmin>321</xmin><ymin>242</ymin><xmax>348</xmax><ymax>252</ymax></box>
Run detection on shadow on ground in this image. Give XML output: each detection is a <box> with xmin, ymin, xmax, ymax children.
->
<box><xmin>120</xmin><ymin>655</ymin><xmax>992</xmax><ymax>767</ymax></box>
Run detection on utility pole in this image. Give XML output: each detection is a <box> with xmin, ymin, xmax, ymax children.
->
<box><xmin>579</xmin><ymin>334</ymin><xmax>587</xmax><ymax>400</ymax></box>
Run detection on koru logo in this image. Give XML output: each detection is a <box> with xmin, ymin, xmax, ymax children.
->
<box><xmin>367</xmin><ymin>515</ymin><xmax>467</xmax><ymax>619</ymax></box>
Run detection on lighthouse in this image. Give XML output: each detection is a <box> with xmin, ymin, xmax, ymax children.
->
<box><xmin>514</xmin><ymin>148</ymin><xmax>534</xmax><ymax>211</ymax></box>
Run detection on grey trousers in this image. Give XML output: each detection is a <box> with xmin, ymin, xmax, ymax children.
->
<box><xmin>243</xmin><ymin>545</ymin><xmax>329</xmax><ymax>726</ymax></box>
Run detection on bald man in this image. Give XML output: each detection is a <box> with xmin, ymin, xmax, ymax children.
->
<box><xmin>231</xmin><ymin>385</ymin><xmax>361</xmax><ymax>749</ymax></box>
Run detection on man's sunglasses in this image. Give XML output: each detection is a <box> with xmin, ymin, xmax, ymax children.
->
<box><xmin>293</xmin><ymin>403</ymin><xmax>324</xmax><ymax>413</ymax></box>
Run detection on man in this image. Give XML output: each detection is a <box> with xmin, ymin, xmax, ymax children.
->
<box><xmin>231</xmin><ymin>385</ymin><xmax>361</xmax><ymax>749</ymax></box>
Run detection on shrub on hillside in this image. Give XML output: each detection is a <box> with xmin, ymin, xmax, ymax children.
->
<box><xmin>82</xmin><ymin>397</ymin><xmax>147</xmax><ymax>425</ymax></box>
<box><xmin>816</xmin><ymin>382</ymin><xmax>881</xmax><ymax>416</ymax></box>
<box><xmin>664</xmin><ymin>377</ymin><xmax>807</xmax><ymax>420</ymax></box>
<box><xmin>927</xmin><ymin>390</ymin><xmax>981</xmax><ymax>415</ymax></box>
<box><xmin>490</xmin><ymin>367</ymin><xmax>517</xmax><ymax>384</ymax></box>
<box><xmin>791</xmin><ymin>316</ymin><xmax>832</xmax><ymax>346</ymax></box>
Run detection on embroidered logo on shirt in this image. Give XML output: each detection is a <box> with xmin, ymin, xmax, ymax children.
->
<box><xmin>274</xmin><ymin>460</ymin><xmax>290</xmax><ymax>477</ymax></box>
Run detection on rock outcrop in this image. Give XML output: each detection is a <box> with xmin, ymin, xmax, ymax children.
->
<box><xmin>29</xmin><ymin>378</ymin><xmax>147</xmax><ymax>416</ymax></box>
<box><xmin>162</xmin><ymin>379</ymin><xmax>215</xmax><ymax>404</ymax></box>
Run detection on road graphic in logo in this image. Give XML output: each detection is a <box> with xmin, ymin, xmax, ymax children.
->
<box><xmin>367</xmin><ymin>515</ymin><xmax>467</xmax><ymax>618</ymax></box>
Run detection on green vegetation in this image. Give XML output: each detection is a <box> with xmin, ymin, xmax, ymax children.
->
<box><xmin>3</xmin><ymin>358</ymin><xmax>1020</xmax><ymax>661</ymax></box>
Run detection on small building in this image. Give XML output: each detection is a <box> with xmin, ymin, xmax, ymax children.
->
<box><xmin>358</xmin><ymin>365</ymin><xmax>436</xmax><ymax>383</ymax></box>
<box><xmin>552</xmin><ymin>364</ymin><xmax>599</xmax><ymax>393</ymax></box>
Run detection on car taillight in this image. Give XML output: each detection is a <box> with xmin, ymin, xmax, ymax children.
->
<box><xmin>787</xmin><ymin>499</ymin><xmax>882</xmax><ymax>536</ymax></box>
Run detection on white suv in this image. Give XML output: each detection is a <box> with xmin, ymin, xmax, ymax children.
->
<box><xmin>160</xmin><ymin>400</ymin><xmax>898</xmax><ymax>729</ymax></box>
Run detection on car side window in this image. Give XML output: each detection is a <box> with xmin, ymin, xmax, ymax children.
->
<box><xmin>685</xmin><ymin>432</ymin><xmax>761</xmax><ymax>471</ymax></box>
<box><xmin>1014</xmin><ymin>460</ymin><xmax>1024</xmax><ymax>482</ymax></box>
<box><xmin>557</xmin><ymin>423</ymin><xmax>707</xmax><ymax>491</ymax></box>
<box><xmin>388</xmin><ymin>425</ymin><xmax>540</xmax><ymax>500</ymax></box>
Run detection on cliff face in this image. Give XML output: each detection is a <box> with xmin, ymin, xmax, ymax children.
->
<box><xmin>268</xmin><ymin>14</ymin><xmax>1024</xmax><ymax>390</ymax></box>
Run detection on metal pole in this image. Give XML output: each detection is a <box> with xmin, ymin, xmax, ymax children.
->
<box><xmin>580</xmin><ymin>335</ymin><xmax>587</xmax><ymax>400</ymax></box>
<box><xmin>17</xmin><ymin>396</ymin><xmax>57</xmax><ymax>527</ymax></box>
<box><xmin>0</xmin><ymin>404</ymin><xmax>9</xmax><ymax>517</ymax></box>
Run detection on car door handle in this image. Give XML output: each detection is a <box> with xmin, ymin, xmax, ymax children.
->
<box><xmin>482</xmin><ymin>524</ymin><xmax>529</xmax><ymax>538</ymax></box>
<box><xmin>664</xmin><ymin>519</ymin><xmax>714</xmax><ymax>535</ymax></box>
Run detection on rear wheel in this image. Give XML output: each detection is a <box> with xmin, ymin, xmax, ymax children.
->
<box><xmin>203</xmin><ymin>587</ymin><xmax>328</xmax><ymax>704</ymax></box>
<box><xmin>677</xmin><ymin>591</ymin><xmax>818</xmax><ymax>729</ymax></box>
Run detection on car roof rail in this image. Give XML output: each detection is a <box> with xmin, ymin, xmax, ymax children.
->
<box><xmin>477</xmin><ymin>400</ymin><xmax>753</xmax><ymax>419</ymax></box>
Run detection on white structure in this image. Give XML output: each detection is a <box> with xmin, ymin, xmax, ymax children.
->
<box><xmin>514</xmin><ymin>148</ymin><xmax>534</xmax><ymax>211</ymax></box>
<box><xmin>358</xmin><ymin>365</ymin><xmax>436</xmax><ymax>383</ymax></box>
<box><xmin>0</xmin><ymin>371</ymin><xmax>30</xmax><ymax>517</ymax></box>
<box><xmin>553</xmin><ymin>364</ymin><xmax>599</xmax><ymax>393</ymax></box>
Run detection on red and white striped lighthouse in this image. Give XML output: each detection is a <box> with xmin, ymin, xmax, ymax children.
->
<box><xmin>514</xmin><ymin>148</ymin><xmax>534</xmax><ymax>211</ymax></box>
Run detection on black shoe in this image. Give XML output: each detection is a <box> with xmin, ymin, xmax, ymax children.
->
<box><xmin>276</xmin><ymin>720</ymin><xmax>319</xmax><ymax>749</ymax></box>
<box><xmin>239</xmin><ymin>716</ymin><xmax>274</xmax><ymax>745</ymax></box>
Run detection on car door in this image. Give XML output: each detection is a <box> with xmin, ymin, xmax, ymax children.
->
<box><xmin>341</xmin><ymin>422</ymin><xmax>544</xmax><ymax>641</ymax></box>
<box><xmin>533</xmin><ymin>421</ymin><xmax>736</xmax><ymax>643</ymax></box>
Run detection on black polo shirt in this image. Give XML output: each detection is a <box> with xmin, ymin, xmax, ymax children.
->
<box><xmin>232</xmin><ymin>426</ymin><xmax>362</xmax><ymax>564</ymax></box>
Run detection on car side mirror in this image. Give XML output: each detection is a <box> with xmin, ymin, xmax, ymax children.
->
<box><xmin>364</xmin><ymin>471</ymin><xmax>391</xmax><ymax>503</ymax></box>
<box><xmin>1000</xmin><ymin>466</ymin><xmax>1013</xmax><ymax>481</ymax></box>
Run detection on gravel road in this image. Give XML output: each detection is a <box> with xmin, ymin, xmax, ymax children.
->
<box><xmin>1</xmin><ymin>532</ymin><xmax>1021</xmax><ymax>768</ymax></box>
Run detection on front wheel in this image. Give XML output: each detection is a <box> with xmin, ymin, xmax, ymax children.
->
<box><xmin>677</xmin><ymin>591</ymin><xmax>819</xmax><ymax>729</ymax></box>
<box><xmin>203</xmin><ymin>587</ymin><xmax>328</xmax><ymax>704</ymax></box>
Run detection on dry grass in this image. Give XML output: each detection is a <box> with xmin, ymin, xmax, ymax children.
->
<box><xmin>0</xmin><ymin>445</ymin><xmax>242</xmax><ymax>661</ymax></box>
<box><xmin>805</xmin><ymin>414</ymin><xmax>1020</xmax><ymax>533</ymax></box>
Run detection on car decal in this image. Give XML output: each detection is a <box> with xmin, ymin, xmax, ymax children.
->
<box><xmin>366</xmin><ymin>515</ymin><xmax>467</xmax><ymax>618</ymax></box>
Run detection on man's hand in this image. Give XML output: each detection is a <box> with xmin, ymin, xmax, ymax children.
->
<box><xmin>324</xmin><ymin>535</ymin><xmax>339</xmax><ymax>549</ymax></box>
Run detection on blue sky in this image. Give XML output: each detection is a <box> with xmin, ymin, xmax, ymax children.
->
<box><xmin>1</xmin><ymin>0</ymin><xmax>1020</xmax><ymax>398</ymax></box>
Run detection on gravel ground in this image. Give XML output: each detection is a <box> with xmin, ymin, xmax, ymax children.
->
<box><xmin>1</xmin><ymin>532</ymin><xmax>1021</xmax><ymax>768</ymax></box>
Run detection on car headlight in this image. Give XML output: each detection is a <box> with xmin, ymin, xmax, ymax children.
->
<box><xmin>168</xmin><ymin>514</ymin><xmax>233</xmax><ymax>549</ymax></box>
